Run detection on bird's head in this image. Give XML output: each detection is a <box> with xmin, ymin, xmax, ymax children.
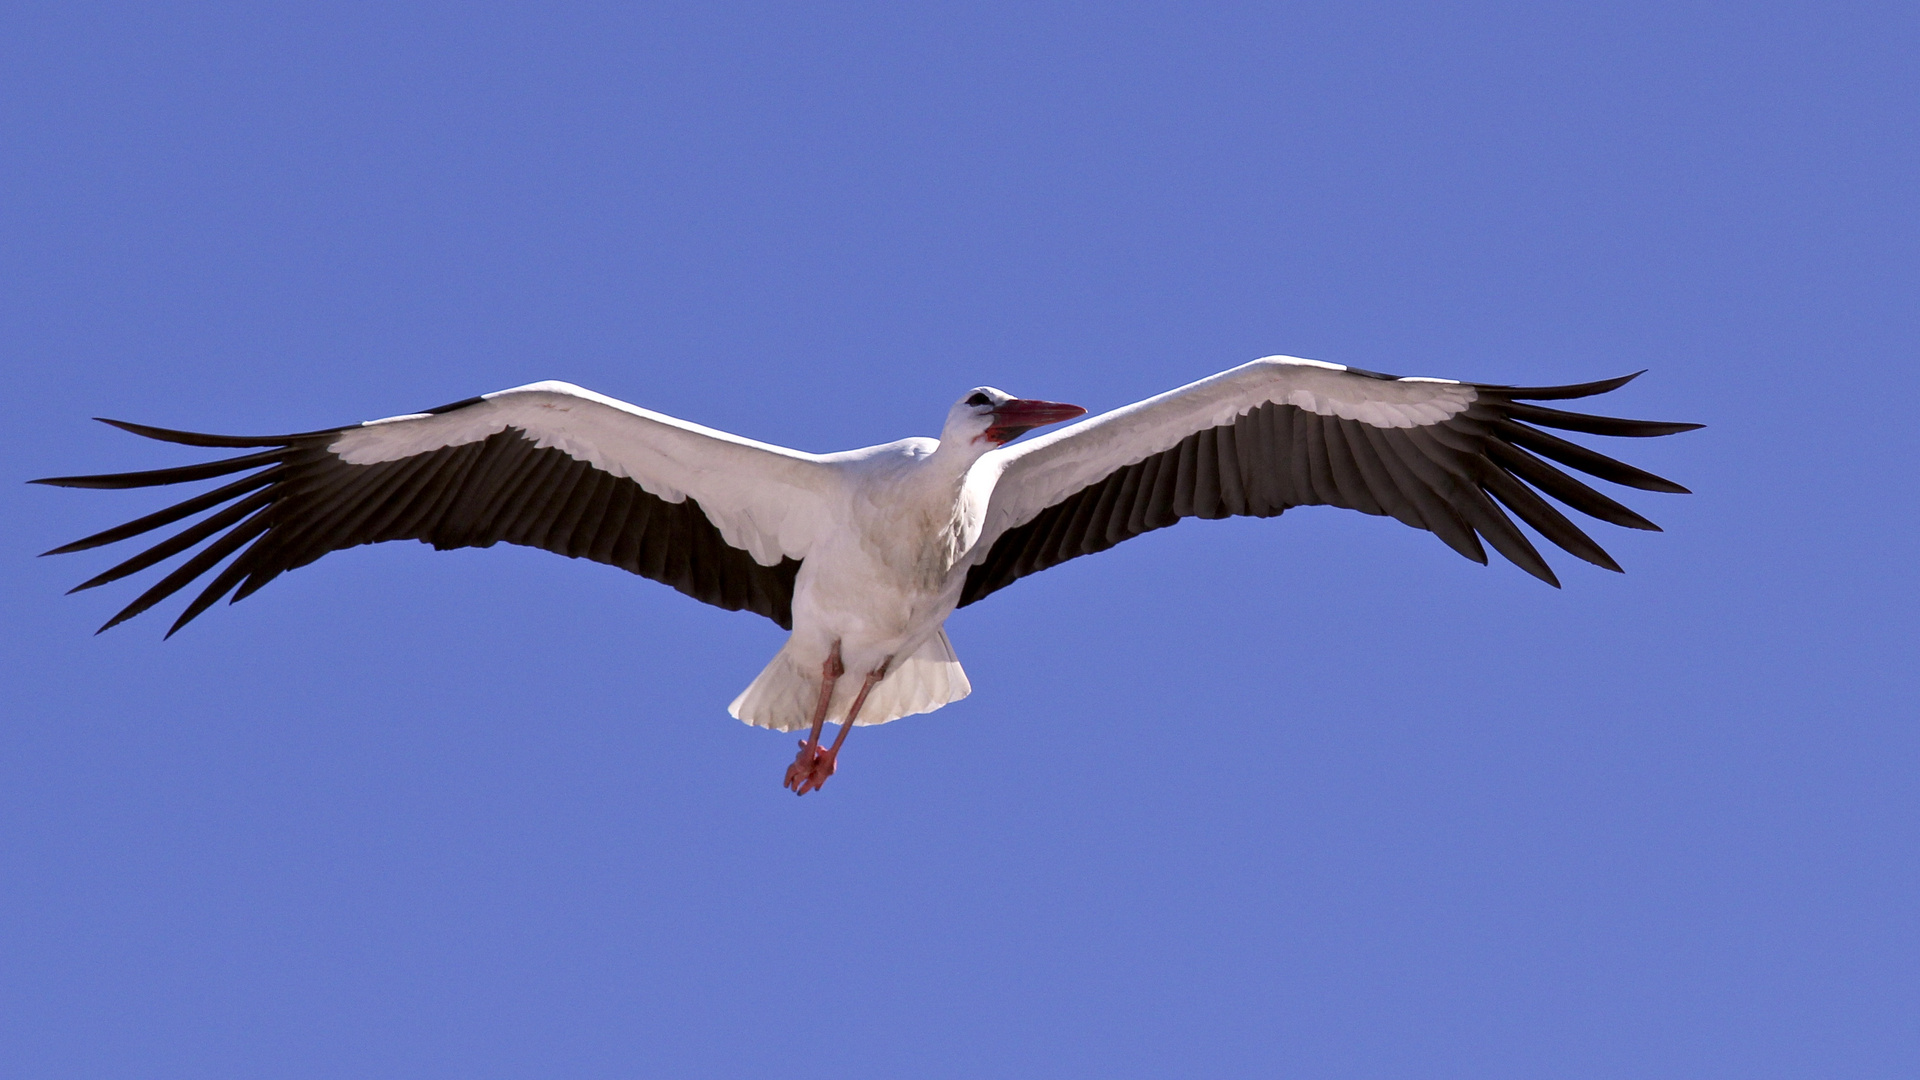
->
<box><xmin>943</xmin><ymin>387</ymin><xmax>1087</xmax><ymax>449</ymax></box>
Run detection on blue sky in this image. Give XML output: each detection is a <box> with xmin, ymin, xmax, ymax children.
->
<box><xmin>3</xmin><ymin>2</ymin><xmax>1914</xmax><ymax>1076</ymax></box>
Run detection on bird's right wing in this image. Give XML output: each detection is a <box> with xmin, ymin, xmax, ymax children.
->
<box><xmin>960</xmin><ymin>356</ymin><xmax>1700</xmax><ymax>606</ymax></box>
<box><xmin>35</xmin><ymin>381</ymin><xmax>837</xmax><ymax>634</ymax></box>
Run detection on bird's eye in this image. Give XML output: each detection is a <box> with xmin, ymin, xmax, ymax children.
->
<box><xmin>965</xmin><ymin>393</ymin><xmax>992</xmax><ymax>407</ymax></box>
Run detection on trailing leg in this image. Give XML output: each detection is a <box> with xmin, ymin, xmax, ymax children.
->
<box><xmin>786</xmin><ymin>654</ymin><xmax>890</xmax><ymax>796</ymax></box>
<box><xmin>782</xmin><ymin>642</ymin><xmax>843</xmax><ymax>794</ymax></box>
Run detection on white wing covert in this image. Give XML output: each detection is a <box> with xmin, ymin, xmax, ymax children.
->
<box><xmin>35</xmin><ymin>382</ymin><xmax>835</xmax><ymax>633</ymax></box>
<box><xmin>959</xmin><ymin>356</ymin><xmax>1699</xmax><ymax>606</ymax></box>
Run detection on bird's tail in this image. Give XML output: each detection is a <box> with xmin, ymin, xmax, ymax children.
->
<box><xmin>728</xmin><ymin>630</ymin><xmax>972</xmax><ymax>732</ymax></box>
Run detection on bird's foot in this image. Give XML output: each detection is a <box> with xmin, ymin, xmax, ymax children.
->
<box><xmin>783</xmin><ymin>740</ymin><xmax>838</xmax><ymax>795</ymax></box>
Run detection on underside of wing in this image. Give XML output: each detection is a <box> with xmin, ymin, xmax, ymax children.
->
<box><xmin>960</xmin><ymin>360</ymin><xmax>1699</xmax><ymax>606</ymax></box>
<box><xmin>34</xmin><ymin>385</ymin><xmax>822</xmax><ymax>634</ymax></box>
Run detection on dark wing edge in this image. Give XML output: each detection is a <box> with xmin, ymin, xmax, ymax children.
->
<box><xmin>958</xmin><ymin>371</ymin><xmax>1700</xmax><ymax>606</ymax></box>
<box><xmin>32</xmin><ymin>414</ymin><xmax>800</xmax><ymax>635</ymax></box>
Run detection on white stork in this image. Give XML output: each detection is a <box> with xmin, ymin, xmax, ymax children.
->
<box><xmin>36</xmin><ymin>356</ymin><xmax>1698</xmax><ymax>794</ymax></box>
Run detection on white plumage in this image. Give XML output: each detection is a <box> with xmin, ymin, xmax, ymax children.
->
<box><xmin>36</xmin><ymin>355</ymin><xmax>1699</xmax><ymax>793</ymax></box>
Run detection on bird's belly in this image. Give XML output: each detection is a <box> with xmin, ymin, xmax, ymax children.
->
<box><xmin>789</xmin><ymin>543</ymin><xmax>960</xmax><ymax>660</ymax></box>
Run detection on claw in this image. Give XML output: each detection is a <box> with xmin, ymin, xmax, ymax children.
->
<box><xmin>784</xmin><ymin>738</ymin><xmax>837</xmax><ymax>795</ymax></box>
<box><xmin>785</xmin><ymin>743</ymin><xmax>837</xmax><ymax>795</ymax></box>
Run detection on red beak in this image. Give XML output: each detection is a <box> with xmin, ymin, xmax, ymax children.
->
<box><xmin>985</xmin><ymin>398</ymin><xmax>1087</xmax><ymax>445</ymax></box>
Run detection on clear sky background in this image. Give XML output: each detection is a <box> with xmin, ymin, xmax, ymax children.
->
<box><xmin>3</xmin><ymin>2</ymin><xmax>1914</xmax><ymax>1077</ymax></box>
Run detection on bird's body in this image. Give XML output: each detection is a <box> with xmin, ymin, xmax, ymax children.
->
<box><xmin>803</xmin><ymin>437</ymin><xmax>973</xmax><ymax>661</ymax></box>
<box><xmin>739</xmin><ymin>433</ymin><xmax>986</xmax><ymax>734</ymax></box>
<box><xmin>36</xmin><ymin>356</ymin><xmax>1700</xmax><ymax>792</ymax></box>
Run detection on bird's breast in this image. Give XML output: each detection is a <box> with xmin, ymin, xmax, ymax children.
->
<box><xmin>790</xmin><ymin>462</ymin><xmax>985</xmax><ymax>640</ymax></box>
<box><xmin>841</xmin><ymin>492</ymin><xmax>963</xmax><ymax>596</ymax></box>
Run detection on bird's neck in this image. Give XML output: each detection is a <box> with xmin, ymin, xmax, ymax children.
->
<box><xmin>926</xmin><ymin>433</ymin><xmax>996</xmax><ymax>477</ymax></box>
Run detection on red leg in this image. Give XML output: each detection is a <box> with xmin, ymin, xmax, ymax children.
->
<box><xmin>783</xmin><ymin>643</ymin><xmax>843</xmax><ymax>793</ymax></box>
<box><xmin>788</xmin><ymin>655</ymin><xmax>889</xmax><ymax>796</ymax></box>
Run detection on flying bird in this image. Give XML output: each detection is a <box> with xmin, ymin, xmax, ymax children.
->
<box><xmin>35</xmin><ymin>356</ymin><xmax>1699</xmax><ymax>793</ymax></box>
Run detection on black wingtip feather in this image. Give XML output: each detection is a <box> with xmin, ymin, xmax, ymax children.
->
<box><xmin>1480</xmin><ymin>441</ymin><xmax>1666</xmax><ymax>532</ymax></box>
<box><xmin>67</xmin><ymin>571</ymin><xmax>113</xmax><ymax>594</ymax></box>
<box><xmin>38</xmin><ymin>467</ymin><xmax>287</xmax><ymax>556</ymax></box>
<box><xmin>94</xmin><ymin>417</ymin><xmax>338</xmax><ymax>448</ymax></box>
<box><xmin>1491</xmin><ymin>419</ymin><xmax>1695</xmax><ymax>494</ymax></box>
<box><xmin>1498</xmin><ymin>401</ymin><xmax>1704</xmax><ymax>438</ymax></box>
<box><xmin>32</xmin><ymin>474</ymin><xmax>133</xmax><ymax>489</ymax></box>
<box><xmin>29</xmin><ymin>448</ymin><xmax>288</xmax><ymax>490</ymax></box>
<box><xmin>1485</xmin><ymin>371</ymin><xmax>1645</xmax><ymax>400</ymax></box>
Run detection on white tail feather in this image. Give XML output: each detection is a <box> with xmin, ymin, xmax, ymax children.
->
<box><xmin>728</xmin><ymin>630</ymin><xmax>971</xmax><ymax>732</ymax></box>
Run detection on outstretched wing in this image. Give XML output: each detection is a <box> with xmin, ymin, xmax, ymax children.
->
<box><xmin>961</xmin><ymin>356</ymin><xmax>1700</xmax><ymax>605</ymax></box>
<box><xmin>35</xmin><ymin>381</ymin><xmax>835</xmax><ymax>634</ymax></box>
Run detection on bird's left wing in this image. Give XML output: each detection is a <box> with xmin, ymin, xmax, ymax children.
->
<box><xmin>960</xmin><ymin>356</ymin><xmax>1700</xmax><ymax>606</ymax></box>
<box><xmin>35</xmin><ymin>381</ymin><xmax>835</xmax><ymax>634</ymax></box>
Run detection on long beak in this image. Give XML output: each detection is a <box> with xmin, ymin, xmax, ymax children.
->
<box><xmin>985</xmin><ymin>398</ymin><xmax>1087</xmax><ymax>444</ymax></box>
